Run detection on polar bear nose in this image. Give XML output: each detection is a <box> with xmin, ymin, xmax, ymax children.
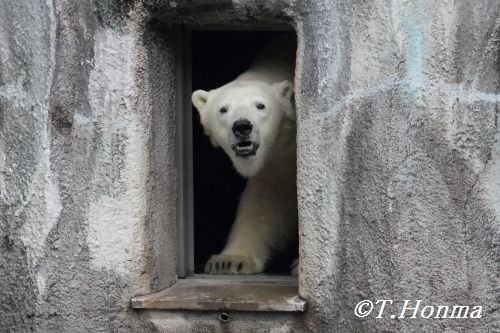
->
<box><xmin>232</xmin><ymin>119</ymin><xmax>253</xmax><ymax>138</ymax></box>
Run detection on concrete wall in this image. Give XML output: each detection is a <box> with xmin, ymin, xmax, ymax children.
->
<box><xmin>1</xmin><ymin>0</ymin><xmax>498</xmax><ymax>332</ymax></box>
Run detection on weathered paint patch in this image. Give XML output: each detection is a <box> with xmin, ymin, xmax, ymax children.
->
<box><xmin>401</xmin><ymin>0</ymin><xmax>425</xmax><ymax>98</ymax></box>
<box><xmin>481</xmin><ymin>126</ymin><xmax>500</xmax><ymax>219</ymax></box>
<box><xmin>19</xmin><ymin>169</ymin><xmax>62</xmax><ymax>266</ymax></box>
<box><xmin>86</xmin><ymin>29</ymin><xmax>149</xmax><ymax>275</ymax></box>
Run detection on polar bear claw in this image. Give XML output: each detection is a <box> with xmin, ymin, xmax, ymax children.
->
<box><xmin>205</xmin><ymin>254</ymin><xmax>259</xmax><ymax>274</ymax></box>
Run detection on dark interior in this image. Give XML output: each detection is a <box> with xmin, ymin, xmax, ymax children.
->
<box><xmin>192</xmin><ymin>30</ymin><xmax>297</xmax><ymax>274</ymax></box>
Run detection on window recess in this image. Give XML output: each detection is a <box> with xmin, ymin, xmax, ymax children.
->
<box><xmin>132</xmin><ymin>24</ymin><xmax>305</xmax><ymax>313</ymax></box>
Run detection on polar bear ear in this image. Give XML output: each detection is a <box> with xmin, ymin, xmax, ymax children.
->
<box><xmin>274</xmin><ymin>80</ymin><xmax>295</xmax><ymax>120</ymax></box>
<box><xmin>274</xmin><ymin>80</ymin><xmax>294</xmax><ymax>101</ymax></box>
<box><xmin>192</xmin><ymin>89</ymin><xmax>219</xmax><ymax>147</ymax></box>
<box><xmin>192</xmin><ymin>90</ymin><xmax>209</xmax><ymax>111</ymax></box>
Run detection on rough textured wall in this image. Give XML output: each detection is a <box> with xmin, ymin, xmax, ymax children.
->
<box><xmin>296</xmin><ymin>1</ymin><xmax>499</xmax><ymax>332</ymax></box>
<box><xmin>1</xmin><ymin>0</ymin><xmax>168</xmax><ymax>331</ymax></box>
<box><xmin>0</xmin><ymin>1</ymin><xmax>54</xmax><ymax>330</ymax></box>
<box><xmin>0</xmin><ymin>0</ymin><xmax>499</xmax><ymax>332</ymax></box>
<box><xmin>295</xmin><ymin>1</ymin><xmax>499</xmax><ymax>332</ymax></box>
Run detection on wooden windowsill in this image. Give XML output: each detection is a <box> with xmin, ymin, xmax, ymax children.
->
<box><xmin>131</xmin><ymin>275</ymin><xmax>306</xmax><ymax>312</ymax></box>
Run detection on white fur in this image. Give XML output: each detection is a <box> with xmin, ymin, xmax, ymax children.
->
<box><xmin>192</xmin><ymin>35</ymin><xmax>297</xmax><ymax>274</ymax></box>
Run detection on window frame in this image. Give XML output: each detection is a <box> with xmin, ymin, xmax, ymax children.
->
<box><xmin>175</xmin><ymin>24</ymin><xmax>297</xmax><ymax>278</ymax></box>
<box><xmin>175</xmin><ymin>25</ymin><xmax>194</xmax><ymax>278</ymax></box>
<box><xmin>131</xmin><ymin>22</ymin><xmax>306</xmax><ymax>313</ymax></box>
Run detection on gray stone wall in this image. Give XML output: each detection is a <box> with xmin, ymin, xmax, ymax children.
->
<box><xmin>1</xmin><ymin>0</ymin><xmax>498</xmax><ymax>332</ymax></box>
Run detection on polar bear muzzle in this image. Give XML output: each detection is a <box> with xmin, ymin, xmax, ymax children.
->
<box><xmin>230</xmin><ymin>119</ymin><xmax>260</xmax><ymax>158</ymax></box>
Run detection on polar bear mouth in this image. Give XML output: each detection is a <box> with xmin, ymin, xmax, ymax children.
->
<box><xmin>232</xmin><ymin>141</ymin><xmax>259</xmax><ymax>157</ymax></box>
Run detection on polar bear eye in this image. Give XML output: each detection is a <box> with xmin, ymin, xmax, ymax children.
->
<box><xmin>256</xmin><ymin>103</ymin><xmax>266</xmax><ymax>110</ymax></box>
<box><xmin>220</xmin><ymin>106</ymin><xmax>228</xmax><ymax>114</ymax></box>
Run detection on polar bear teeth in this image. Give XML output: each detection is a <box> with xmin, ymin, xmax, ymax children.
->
<box><xmin>233</xmin><ymin>142</ymin><xmax>258</xmax><ymax>156</ymax></box>
<box><xmin>237</xmin><ymin>143</ymin><xmax>253</xmax><ymax>152</ymax></box>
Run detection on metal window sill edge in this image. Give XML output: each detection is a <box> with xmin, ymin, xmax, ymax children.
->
<box><xmin>131</xmin><ymin>275</ymin><xmax>307</xmax><ymax>312</ymax></box>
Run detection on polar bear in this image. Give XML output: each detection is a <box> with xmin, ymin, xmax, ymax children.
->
<box><xmin>192</xmin><ymin>35</ymin><xmax>297</xmax><ymax>274</ymax></box>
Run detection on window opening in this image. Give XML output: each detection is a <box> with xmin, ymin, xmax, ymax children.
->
<box><xmin>180</xmin><ymin>28</ymin><xmax>298</xmax><ymax>276</ymax></box>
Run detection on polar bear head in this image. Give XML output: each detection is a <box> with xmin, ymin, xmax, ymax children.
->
<box><xmin>192</xmin><ymin>80</ymin><xmax>294</xmax><ymax>177</ymax></box>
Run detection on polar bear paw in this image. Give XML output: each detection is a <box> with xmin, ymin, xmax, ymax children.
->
<box><xmin>204</xmin><ymin>254</ymin><xmax>261</xmax><ymax>274</ymax></box>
